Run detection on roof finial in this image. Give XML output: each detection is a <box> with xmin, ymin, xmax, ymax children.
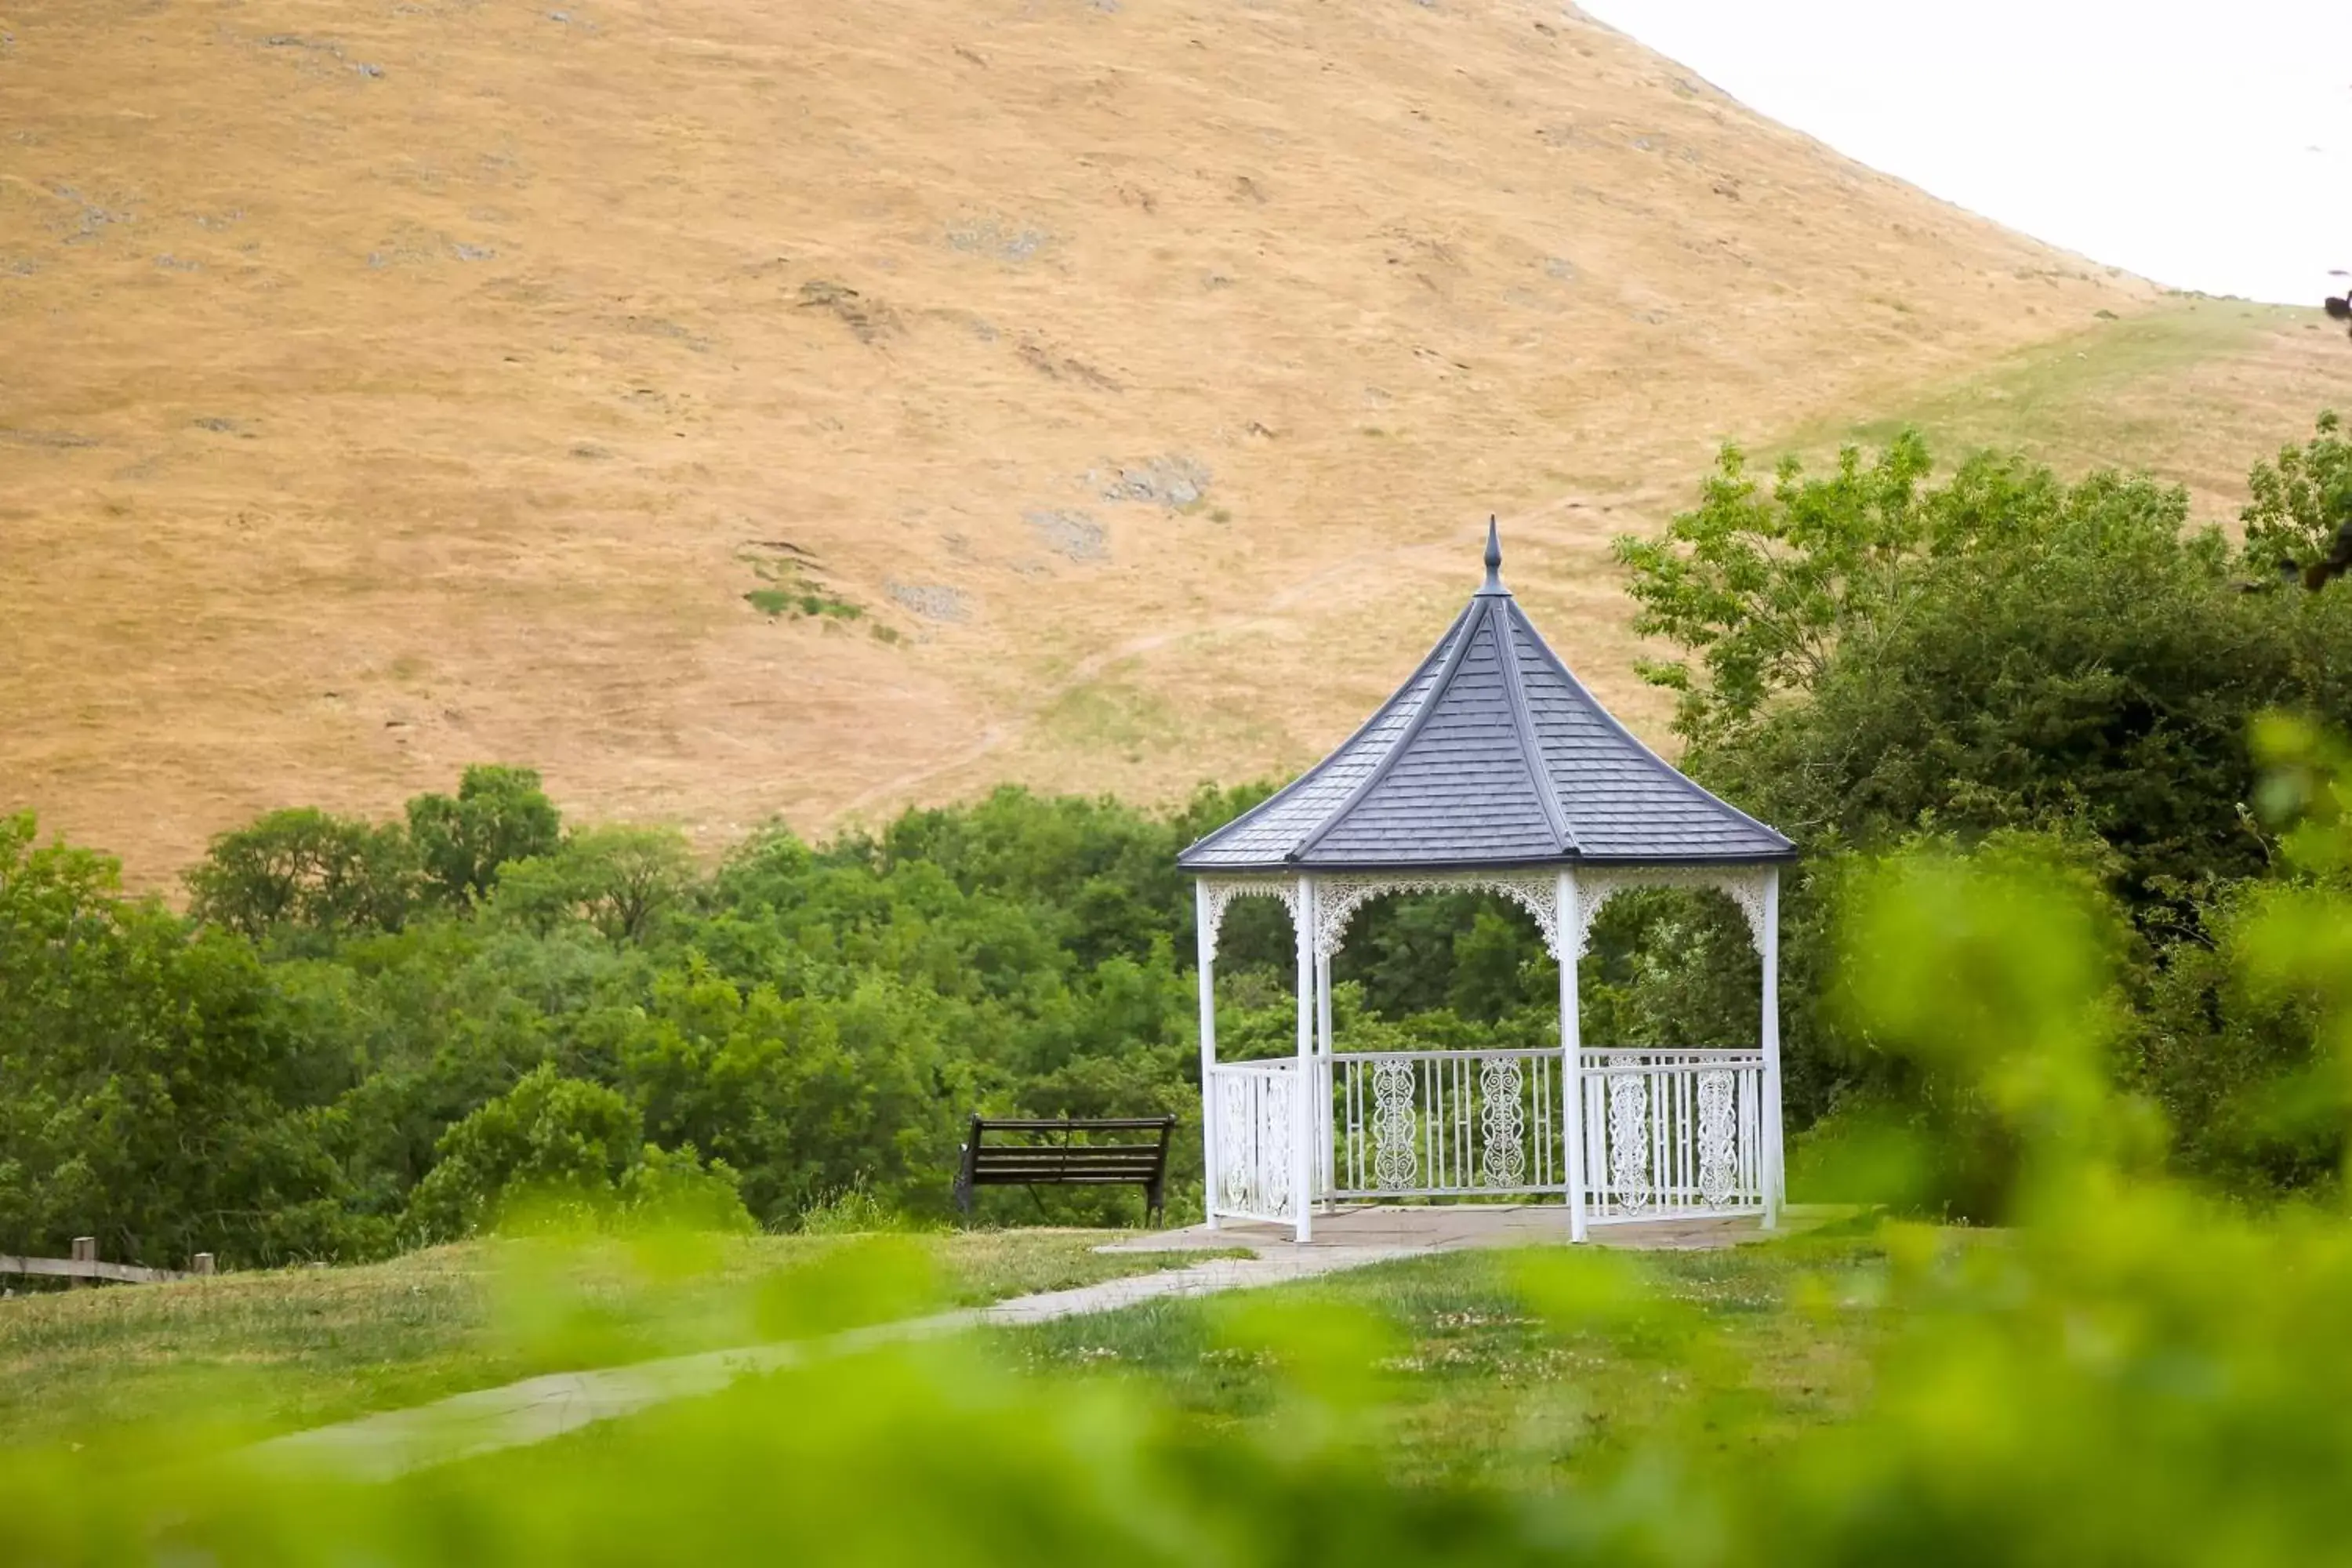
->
<box><xmin>1481</xmin><ymin>516</ymin><xmax>1504</xmax><ymax>593</ymax></box>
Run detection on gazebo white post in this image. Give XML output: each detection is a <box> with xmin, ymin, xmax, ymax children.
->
<box><xmin>1761</xmin><ymin>866</ymin><xmax>1785</xmax><ymax>1230</ymax></box>
<box><xmin>1316</xmin><ymin>937</ymin><xmax>1335</xmax><ymax>1210</ymax></box>
<box><xmin>1195</xmin><ymin>880</ymin><xmax>1220</xmax><ymax>1231</ymax></box>
<box><xmin>1558</xmin><ymin>869</ymin><xmax>1588</xmax><ymax>1243</ymax></box>
<box><xmin>1291</xmin><ymin>875</ymin><xmax>1317</xmax><ymax>1243</ymax></box>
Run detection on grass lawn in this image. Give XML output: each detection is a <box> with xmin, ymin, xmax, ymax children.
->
<box><xmin>1780</xmin><ymin>296</ymin><xmax>2315</xmax><ymax>508</ymax></box>
<box><xmin>993</xmin><ymin>1228</ymin><xmax>1889</xmax><ymax>1487</ymax></box>
<box><xmin>0</xmin><ymin>1229</ymin><xmax>1198</xmax><ymax>1450</ymax></box>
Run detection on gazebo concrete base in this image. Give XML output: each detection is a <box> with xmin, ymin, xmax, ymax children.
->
<box><xmin>1102</xmin><ymin>1204</ymin><xmax>1854</xmax><ymax>1256</ymax></box>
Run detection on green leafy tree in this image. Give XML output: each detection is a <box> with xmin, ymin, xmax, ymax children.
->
<box><xmin>403</xmin><ymin>1063</ymin><xmax>642</xmax><ymax>1240</ymax></box>
<box><xmin>1613</xmin><ymin>427</ymin><xmax>2352</xmax><ymax>1196</ymax></box>
<box><xmin>185</xmin><ymin>807</ymin><xmax>416</xmax><ymax>944</ymax></box>
<box><xmin>616</xmin><ymin>1142</ymin><xmax>757</xmax><ymax>1232</ymax></box>
<box><xmin>494</xmin><ymin>824</ymin><xmax>697</xmax><ymax>942</ymax></box>
<box><xmin>405</xmin><ymin>764</ymin><xmax>563</xmax><ymax>907</ymax></box>
<box><xmin>616</xmin><ymin>961</ymin><xmax>975</xmax><ymax>1225</ymax></box>
<box><xmin>2240</xmin><ymin>408</ymin><xmax>2352</xmax><ymax>573</ymax></box>
<box><xmin>1611</xmin><ymin>431</ymin><xmax>1936</xmax><ymax>748</ymax></box>
<box><xmin>0</xmin><ymin>814</ymin><xmax>366</xmax><ymax>1265</ymax></box>
<box><xmin>1447</xmin><ymin>908</ymin><xmax>1555</xmax><ymax>1023</ymax></box>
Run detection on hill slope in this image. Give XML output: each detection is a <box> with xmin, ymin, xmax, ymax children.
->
<box><xmin>0</xmin><ymin>0</ymin><xmax>2331</xmax><ymax>878</ymax></box>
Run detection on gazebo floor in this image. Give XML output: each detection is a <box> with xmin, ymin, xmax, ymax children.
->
<box><xmin>1102</xmin><ymin>1203</ymin><xmax>1852</xmax><ymax>1256</ymax></box>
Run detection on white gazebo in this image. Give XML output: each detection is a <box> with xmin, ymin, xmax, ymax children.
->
<box><xmin>1181</xmin><ymin>523</ymin><xmax>1795</xmax><ymax>1243</ymax></box>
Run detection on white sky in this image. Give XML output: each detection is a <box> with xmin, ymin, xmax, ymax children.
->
<box><xmin>1577</xmin><ymin>0</ymin><xmax>2352</xmax><ymax>305</ymax></box>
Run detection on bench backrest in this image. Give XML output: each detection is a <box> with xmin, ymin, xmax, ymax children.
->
<box><xmin>955</xmin><ymin>1116</ymin><xmax>1176</xmax><ymax>1217</ymax></box>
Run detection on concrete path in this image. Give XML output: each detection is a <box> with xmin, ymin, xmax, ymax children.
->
<box><xmin>244</xmin><ymin>1246</ymin><xmax>1419</xmax><ymax>1483</ymax></box>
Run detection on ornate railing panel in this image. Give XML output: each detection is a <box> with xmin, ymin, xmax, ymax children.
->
<box><xmin>1332</xmin><ymin>1049</ymin><xmax>1563</xmax><ymax>1200</ymax></box>
<box><xmin>1578</xmin><ymin>1049</ymin><xmax>1766</xmax><ymax>1220</ymax></box>
<box><xmin>1218</xmin><ymin>1047</ymin><xmax>1766</xmax><ymax>1222</ymax></box>
<box><xmin>1209</xmin><ymin>1060</ymin><xmax>1298</xmax><ymax>1223</ymax></box>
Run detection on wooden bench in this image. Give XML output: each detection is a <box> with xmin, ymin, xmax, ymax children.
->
<box><xmin>953</xmin><ymin>1115</ymin><xmax>1177</xmax><ymax>1225</ymax></box>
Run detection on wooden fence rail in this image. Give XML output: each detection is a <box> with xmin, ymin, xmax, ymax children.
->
<box><xmin>2</xmin><ymin>1238</ymin><xmax>214</xmax><ymax>1287</ymax></box>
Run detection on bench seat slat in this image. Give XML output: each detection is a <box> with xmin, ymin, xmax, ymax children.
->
<box><xmin>971</xmin><ymin>1174</ymin><xmax>1160</xmax><ymax>1185</ymax></box>
<box><xmin>970</xmin><ymin>1152</ymin><xmax>1167</xmax><ymax>1164</ymax></box>
<box><xmin>968</xmin><ymin>1160</ymin><xmax>1164</xmax><ymax>1168</ymax></box>
<box><xmin>971</xmin><ymin>1169</ymin><xmax>1163</xmax><ymax>1182</ymax></box>
<box><xmin>967</xmin><ymin>1118</ymin><xmax>1175</xmax><ymax>1131</ymax></box>
<box><xmin>964</xmin><ymin>1147</ymin><xmax>1167</xmax><ymax>1161</ymax></box>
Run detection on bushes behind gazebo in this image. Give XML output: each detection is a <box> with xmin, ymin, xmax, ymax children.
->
<box><xmin>1612</xmin><ymin>412</ymin><xmax>2352</xmax><ymax>1214</ymax></box>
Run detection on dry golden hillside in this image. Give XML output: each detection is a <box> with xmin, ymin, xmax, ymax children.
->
<box><xmin>1</xmin><ymin>0</ymin><xmax>2340</xmax><ymax>880</ymax></box>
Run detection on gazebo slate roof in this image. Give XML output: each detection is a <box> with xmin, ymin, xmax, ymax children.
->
<box><xmin>1179</xmin><ymin>524</ymin><xmax>1795</xmax><ymax>873</ymax></box>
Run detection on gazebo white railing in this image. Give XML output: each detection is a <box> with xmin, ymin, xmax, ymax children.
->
<box><xmin>1332</xmin><ymin>1046</ymin><xmax>1565</xmax><ymax>1199</ymax></box>
<box><xmin>1180</xmin><ymin>523</ymin><xmax>1796</xmax><ymax>1243</ymax></box>
<box><xmin>1194</xmin><ymin>865</ymin><xmax>1784</xmax><ymax>1240</ymax></box>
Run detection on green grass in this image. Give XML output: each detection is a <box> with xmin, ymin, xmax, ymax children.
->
<box><xmin>2</xmin><ymin>1226</ymin><xmax>1887</xmax><ymax>1481</ymax></box>
<box><xmin>739</xmin><ymin>549</ymin><xmax>869</xmax><ymax>626</ymax></box>
<box><xmin>1036</xmin><ymin>673</ymin><xmax>1191</xmax><ymax>760</ymax></box>
<box><xmin>993</xmin><ymin>1231</ymin><xmax>1886</xmax><ymax>1487</ymax></box>
<box><xmin>0</xmin><ymin>1229</ymin><xmax>1199</xmax><ymax>1450</ymax></box>
<box><xmin>1037</xmin><ymin>663</ymin><xmax>1285</xmax><ymax>765</ymax></box>
<box><xmin>1784</xmin><ymin>297</ymin><xmax>2299</xmax><ymax>470</ymax></box>
<box><xmin>744</xmin><ymin>585</ymin><xmax>864</xmax><ymax>622</ymax></box>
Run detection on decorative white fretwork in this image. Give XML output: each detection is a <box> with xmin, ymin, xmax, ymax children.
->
<box><xmin>1570</xmin><ymin>866</ymin><xmax>1773</xmax><ymax>958</ymax></box>
<box><xmin>1697</xmin><ymin>1069</ymin><xmax>1738</xmax><ymax>1208</ymax></box>
<box><xmin>1197</xmin><ymin>877</ymin><xmax>1305</xmax><ymax>962</ymax></box>
<box><xmin>1370</xmin><ymin>1060</ymin><xmax>1418</xmax><ymax>1189</ymax></box>
<box><xmin>1479</xmin><ymin>1057</ymin><xmax>1526</xmax><ymax>1188</ymax></box>
<box><xmin>1201</xmin><ymin>865</ymin><xmax>1773</xmax><ymax>964</ymax></box>
<box><xmin>1334</xmin><ymin>1048</ymin><xmax>1563</xmax><ymax>1198</ymax></box>
<box><xmin>1581</xmin><ymin>1051</ymin><xmax>1766</xmax><ymax>1219</ymax></box>
<box><xmin>1214</xmin><ymin>1063</ymin><xmax>1295</xmax><ymax>1220</ymax></box>
<box><xmin>1607</xmin><ymin>1073</ymin><xmax>1652</xmax><ymax>1214</ymax></box>
<box><xmin>1311</xmin><ymin>870</ymin><xmax>1565</xmax><ymax>961</ymax></box>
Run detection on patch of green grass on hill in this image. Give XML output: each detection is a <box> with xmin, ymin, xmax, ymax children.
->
<box><xmin>994</xmin><ymin>1231</ymin><xmax>1887</xmax><ymax>1487</ymax></box>
<box><xmin>1036</xmin><ymin>673</ymin><xmax>1190</xmax><ymax>759</ymax></box>
<box><xmin>1788</xmin><ymin>298</ymin><xmax>2299</xmax><ymax>473</ymax></box>
<box><xmin>1036</xmin><ymin>662</ymin><xmax>1288</xmax><ymax>768</ymax></box>
<box><xmin>0</xmin><ymin>1229</ymin><xmax>1192</xmax><ymax>1450</ymax></box>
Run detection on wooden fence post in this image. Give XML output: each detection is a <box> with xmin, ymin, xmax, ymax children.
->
<box><xmin>69</xmin><ymin>1236</ymin><xmax>96</xmax><ymax>1289</ymax></box>
<box><xmin>192</xmin><ymin>1253</ymin><xmax>216</xmax><ymax>1276</ymax></box>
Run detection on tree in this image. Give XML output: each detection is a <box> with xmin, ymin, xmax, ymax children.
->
<box><xmin>1612</xmin><ymin>435</ymin><xmax>2352</xmax><ymax>904</ymax></box>
<box><xmin>2240</xmin><ymin>409</ymin><xmax>2352</xmax><ymax>574</ymax></box>
<box><xmin>402</xmin><ymin>1064</ymin><xmax>641</xmax><ymax>1240</ymax></box>
<box><xmin>1610</xmin><ymin>427</ymin><xmax>2352</xmax><ymax>1205</ymax></box>
<box><xmin>1610</xmin><ymin>431</ymin><xmax>1936</xmax><ymax>749</ymax></box>
<box><xmin>405</xmin><ymin>764</ymin><xmax>563</xmax><ymax>907</ymax></box>
<box><xmin>0</xmin><ymin>814</ymin><xmax>367</xmax><ymax>1265</ymax></box>
<box><xmin>185</xmin><ymin>807</ymin><xmax>416</xmax><ymax>944</ymax></box>
<box><xmin>616</xmin><ymin>962</ymin><xmax>975</xmax><ymax>1226</ymax></box>
<box><xmin>492</xmin><ymin>825</ymin><xmax>697</xmax><ymax>943</ymax></box>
